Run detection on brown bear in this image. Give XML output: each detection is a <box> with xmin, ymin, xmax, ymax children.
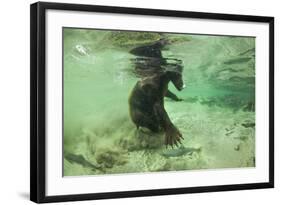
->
<box><xmin>129</xmin><ymin>38</ymin><xmax>183</xmax><ymax>102</ymax></box>
<box><xmin>128</xmin><ymin>65</ymin><xmax>185</xmax><ymax>148</ymax></box>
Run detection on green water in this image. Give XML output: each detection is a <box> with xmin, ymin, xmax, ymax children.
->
<box><xmin>63</xmin><ymin>28</ymin><xmax>255</xmax><ymax>176</ymax></box>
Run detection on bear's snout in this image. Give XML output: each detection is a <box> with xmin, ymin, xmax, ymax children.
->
<box><xmin>181</xmin><ymin>84</ymin><xmax>186</xmax><ymax>90</ymax></box>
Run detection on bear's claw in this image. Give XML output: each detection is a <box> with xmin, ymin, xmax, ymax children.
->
<box><xmin>165</xmin><ymin>126</ymin><xmax>184</xmax><ymax>148</ymax></box>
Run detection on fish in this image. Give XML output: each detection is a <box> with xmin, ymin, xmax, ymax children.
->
<box><xmin>161</xmin><ymin>145</ymin><xmax>202</xmax><ymax>158</ymax></box>
<box><xmin>241</xmin><ymin>122</ymin><xmax>255</xmax><ymax>128</ymax></box>
<box><xmin>184</xmin><ymin>96</ymin><xmax>198</xmax><ymax>103</ymax></box>
<box><xmin>225</xmin><ymin>130</ymin><xmax>235</xmax><ymax>136</ymax></box>
<box><xmin>239</xmin><ymin>48</ymin><xmax>255</xmax><ymax>56</ymax></box>
<box><xmin>64</xmin><ymin>152</ymin><xmax>102</xmax><ymax>171</ymax></box>
<box><xmin>223</xmin><ymin>57</ymin><xmax>252</xmax><ymax>65</ymax></box>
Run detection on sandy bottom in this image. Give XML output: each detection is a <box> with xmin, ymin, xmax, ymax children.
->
<box><xmin>64</xmin><ymin>98</ymin><xmax>255</xmax><ymax>176</ymax></box>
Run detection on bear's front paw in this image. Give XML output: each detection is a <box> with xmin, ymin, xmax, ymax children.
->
<box><xmin>176</xmin><ymin>98</ymin><xmax>183</xmax><ymax>102</ymax></box>
<box><xmin>165</xmin><ymin>126</ymin><xmax>184</xmax><ymax>148</ymax></box>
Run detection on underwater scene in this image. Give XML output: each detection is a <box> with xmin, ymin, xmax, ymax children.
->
<box><xmin>63</xmin><ymin>28</ymin><xmax>255</xmax><ymax>176</ymax></box>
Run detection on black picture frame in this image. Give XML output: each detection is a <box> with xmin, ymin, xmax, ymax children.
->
<box><xmin>30</xmin><ymin>1</ymin><xmax>274</xmax><ymax>203</ymax></box>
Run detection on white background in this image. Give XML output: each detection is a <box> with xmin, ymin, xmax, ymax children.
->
<box><xmin>0</xmin><ymin>0</ymin><xmax>279</xmax><ymax>204</ymax></box>
<box><xmin>46</xmin><ymin>9</ymin><xmax>269</xmax><ymax>196</ymax></box>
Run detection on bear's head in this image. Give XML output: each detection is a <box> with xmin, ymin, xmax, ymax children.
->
<box><xmin>165</xmin><ymin>63</ymin><xmax>185</xmax><ymax>91</ymax></box>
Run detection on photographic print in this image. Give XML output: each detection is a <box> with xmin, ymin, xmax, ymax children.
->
<box><xmin>31</xmin><ymin>2</ymin><xmax>274</xmax><ymax>202</ymax></box>
<box><xmin>63</xmin><ymin>28</ymin><xmax>256</xmax><ymax>176</ymax></box>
